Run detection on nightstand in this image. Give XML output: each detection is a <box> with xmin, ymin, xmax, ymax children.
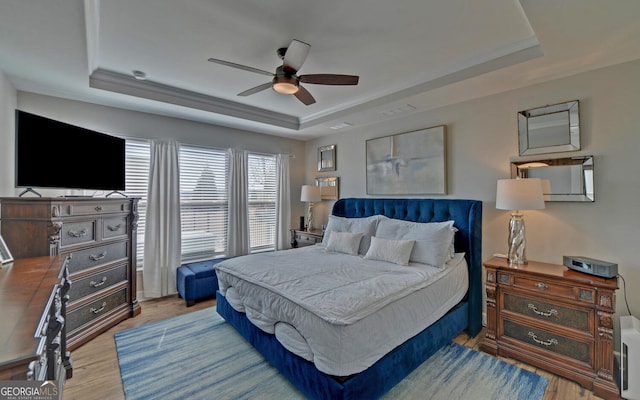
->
<box><xmin>291</xmin><ymin>229</ymin><xmax>324</xmax><ymax>248</ymax></box>
<box><xmin>481</xmin><ymin>257</ymin><xmax>619</xmax><ymax>399</ymax></box>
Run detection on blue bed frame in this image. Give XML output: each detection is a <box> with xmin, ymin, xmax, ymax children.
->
<box><xmin>216</xmin><ymin>198</ymin><xmax>483</xmax><ymax>399</ymax></box>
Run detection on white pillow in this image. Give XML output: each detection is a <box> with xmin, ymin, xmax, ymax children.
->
<box><xmin>364</xmin><ymin>236</ymin><xmax>415</xmax><ymax>266</ymax></box>
<box><xmin>375</xmin><ymin>217</ymin><xmax>455</xmax><ymax>267</ymax></box>
<box><xmin>322</xmin><ymin>215</ymin><xmax>379</xmax><ymax>255</ymax></box>
<box><xmin>326</xmin><ymin>231</ymin><xmax>363</xmax><ymax>255</ymax></box>
<box><xmin>449</xmin><ymin>227</ymin><xmax>459</xmax><ymax>259</ymax></box>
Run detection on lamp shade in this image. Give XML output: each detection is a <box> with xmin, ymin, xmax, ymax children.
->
<box><xmin>496</xmin><ymin>178</ymin><xmax>545</xmax><ymax>211</ymax></box>
<box><xmin>300</xmin><ymin>185</ymin><xmax>321</xmax><ymax>202</ymax></box>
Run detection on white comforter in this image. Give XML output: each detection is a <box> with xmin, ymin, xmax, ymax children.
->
<box><xmin>216</xmin><ymin>245</ymin><xmax>468</xmax><ymax>376</ymax></box>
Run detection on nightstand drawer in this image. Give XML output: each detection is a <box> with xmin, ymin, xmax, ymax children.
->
<box><xmin>502</xmin><ymin>319</ymin><xmax>593</xmax><ymax>365</ymax></box>
<box><xmin>512</xmin><ymin>275</ymin><xmax>579</xmax><ymax>302</ymax></box>
<box><xmin>296</xmin><ymin>232</ymin><xmax>322</xmax><ymax>244</ymax></box>
<box><xmin>503</xmin><ymin>292</ymin><xmax>591</xmax><ymax>333</ymax></box>
<box><xmin>292</xmin><ymin>229</ymin><xmax>324</xmax><ymax>247</ymax></box>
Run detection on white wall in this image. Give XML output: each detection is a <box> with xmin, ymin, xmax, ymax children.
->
<box><xmin>305</xmin><ymin>59</ymin><xmax>640</xmax><ymax>338</ymax></box>
<box><xmin>8</xmin><ymin>93</ymin><xmax>308</xmax><ymax>219</ymax></box>
<box><xmin>0</xmin><ymin>71</ymin><xmax>17</xmax><ymax>197</ymax></box>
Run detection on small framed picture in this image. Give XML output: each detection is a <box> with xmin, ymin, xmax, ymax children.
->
<box><xmin>0</xmin><ymin>236</ymin><xmax>14</xmax><ymax>264</ymax></box>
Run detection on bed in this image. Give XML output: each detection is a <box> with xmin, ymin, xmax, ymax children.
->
<box><xmin>215</xmin><ymin>198</ymin><xmax>482</xmax><ymax>399</ymax></box>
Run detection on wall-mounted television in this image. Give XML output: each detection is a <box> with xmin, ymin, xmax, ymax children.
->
<box><xmin>15</xmin><ymin>110</ymin><xmax>126</xmax><ymax>192</ymax></box>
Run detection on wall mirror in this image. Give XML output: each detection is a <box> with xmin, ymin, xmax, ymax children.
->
<box><xmin>315</xmin><ymin>176</ymin><xmax>339</xmax><ymax>200</ymax></box>
<box><xmin>318</xmin><ymin>144</ymin><xmax>336</xmax><ymax>172</ymax></box>
<box><xmin>518</xmin><ymin>100</ymin><xmax>580</xmax><ymax>156</ymax></box>
<box><xmin>511</xmin><ymin>155</ymin><xmax>594</xmax><ymax>202</ymax></box>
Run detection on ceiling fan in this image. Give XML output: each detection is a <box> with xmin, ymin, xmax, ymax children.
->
<box><xmin>208</xmin><ymin>39</ymin><xmax>359</xmax><ymax>105</ymax></box>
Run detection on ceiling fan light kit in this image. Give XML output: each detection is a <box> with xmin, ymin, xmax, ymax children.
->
<box><xmin>272</xmin><ymin>67</ymin><xmax>299</xmax><ymax>94</ymax></box>
<box><xmin>208</xmin><ymin>39</ymin><xmax>359</xmax><ymax>105</ymax></box>
<box><xmin>273</xmin><ymin>79</ymin><xmax>299</xmax><ymax>94</ymax></box>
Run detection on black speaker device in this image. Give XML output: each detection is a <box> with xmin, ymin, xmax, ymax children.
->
<box><xmin>563</xmin><ymin>256</ymin><xmax>618</xmax><ymax>278</ymax></box>
<box><xmin>299</xmin><ymin>216</ymin><xmax>305</xmax><ymax>231</ymax></box>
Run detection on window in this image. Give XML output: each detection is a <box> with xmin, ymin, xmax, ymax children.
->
<box><xmin>247</xmin><ymin>153</ymin><xmax>277</xmax><ymax>253</ymax></box>
<box><xmin>124</xmin><ymin>140</ymin><xmax>150</xmax><ymax>263</ymax></box>
<box><xmin>124</xmin><ymin>142</ymin><xmax>275</xmax><ymax>263</ymax></box>
<box><xmin>179</xmin><ymin>145</ymin><xmax>228</xmax><ymax>262</ymax></box>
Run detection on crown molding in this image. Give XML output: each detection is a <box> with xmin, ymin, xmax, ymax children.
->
<box><xmin>89</xmin><ymin>69</ymin><xmax>300</xmax><ymax>130</ymax></box>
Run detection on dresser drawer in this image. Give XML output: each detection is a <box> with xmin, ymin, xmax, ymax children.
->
<box><xmin>103</xmin><ymin>216</ymin><xmax>129</xmax><ymax>239</ymax></box>
<box><xmin>502</xmin><ymin>319</ymin><xmax>593</xmax><ymax>365</ymax></box>
<box><xmin>60</xmin><ymin>220</ymin><xmax>96</xmax><ymax>247</ymax></box>
<box><xmin>503</xmin><ymin>292</ymin><xmax>592</xmax><ymax>333</ymax></box>
<box><xmin>67</xmin><ymin>264</ymin><xmax>128</xmax><ymax>303</ymax></box>
<box><xmin>56</xmin><ymin>201</ymin><xmax>131</xmax><ymax>217</ymax></box>
<box><xmin>67</xmin><ymin>241</ymin><xmax>128</xmax><ymax>274</ymax></box>
<box><xmin>67</xmin><ymin>288</ymin><xmax>128</xmax><ymax>334</ymax></box>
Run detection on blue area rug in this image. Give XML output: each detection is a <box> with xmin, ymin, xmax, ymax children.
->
<box><xmin>115</xmin><ymin>307</ymin><xmax>548</xmax><ymax>400</ymax></box>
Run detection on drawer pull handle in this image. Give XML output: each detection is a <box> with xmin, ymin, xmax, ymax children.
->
<box><xmin>528</xmin><ymin>331</ymin><xmax>558</xmax><ymax>347</ymax></box>
<box><xmin>95</xmin><ymin>206</ymin><xmax>103</xmax><ymax>212</ymax></box>
<box><xmin>89</xmin><ymin>252</ymin><xmax>107</xmax><ymax>261</ymax></box>
<box><xmin>535</xmin><ymin>282</ymin><xmax>548</xmax><ymax>290</ymax></box>
<box><xmin>528</xmin><ymin>304</ymin><xmax>558</xmax><ymax>318</ymax></box>
<box><xmin>68</xmin><ymin>228</ymin><xmax>87</xmax><ymax>237</ymax></box>
<box><xmin>107</xmin><ymin>224</ymin><xmax>122</xmax><ymax>231</ymax></box>
<box><xmin>90</xmin><ymin>302</ymin><xmax>107</xmax><ymax>314</ymax></box>
<box><xmin>90</xmin><ymin>277</ymin><xmax>107</xmax><ymax>288</ymax></box>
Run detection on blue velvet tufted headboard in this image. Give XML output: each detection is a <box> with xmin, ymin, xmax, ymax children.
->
<box><xmin>332</xmin><ymin>197</ymin><xmax>483</xmax><ymax>336</ymax></box>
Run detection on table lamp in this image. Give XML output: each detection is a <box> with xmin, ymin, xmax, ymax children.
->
<box><xmin>300</xmin><ymin>185</ymin><xmax>321</xmax><ymax>231</ymax></box>
<box><xmin>496</xmin><ymin>178</ymin><xmax>545</xmax><ymax>265</ymax></box>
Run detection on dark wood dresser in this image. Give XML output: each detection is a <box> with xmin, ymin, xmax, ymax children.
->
<box><xmin>0</xmin><ymin>255</ymin><xmax>72</xmax><ymax>386</ymax></box>
<box><xmin>0</xmin><ymin>197</ymin><xmax>141</xmax><ymax>350</ymax></box>
<box><xmin>481</xmin><ymin>257</ymin><xmax>619</xmax><ymax>399</ymax></box>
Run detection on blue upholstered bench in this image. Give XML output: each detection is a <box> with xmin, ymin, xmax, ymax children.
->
<box><xmin>176</xmin><ymin>258</ymin><xmax>227</xmax><ymax>306</ymax></box>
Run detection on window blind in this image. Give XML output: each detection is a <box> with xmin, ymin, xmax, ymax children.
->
<box><xmin>125</xmin><ymin>142</ymin><xmax>274</xmax><ymax>262</ymax></box>
<box><xmin>179</xmin><ymin>145</ymin><xmax>229</xmax><ymax>262</ymax></box>
<box><xmin>247</xmin><ymin>153</ymin><xmax>277</xmax><ymax>253</ymax></box>
<box><xmin>124</xmin><ymin>139</ymin><xmax>150</xmax><ymax>263</ymax></box>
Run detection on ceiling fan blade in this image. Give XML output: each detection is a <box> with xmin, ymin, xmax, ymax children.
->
<box><xmin>283</xmin><ymin>39</ymin><xmax>310</xmax><ymax>73</ymax></box>
<box><xmin>237</xmin><ymin>82</ymin><xmax>272</xmax><ymax>97</ymax></box>
<box><xmin>299</xmin><ymin>74</ymin><xmax>359</xmax><ymax>85</ymax></box>
<box><xmin>208</xmin><ymin>58</ymin><xmax>274</xmax><ymax>77</ymax></box>
<box><xmin>294</xmin><ymin>85</ymin><xmax>316</xmax><ymax>105</ymax></box>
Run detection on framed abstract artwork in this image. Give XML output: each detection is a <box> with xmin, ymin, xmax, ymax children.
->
<box><xmin>366</xmin><ymin>126</ymin><xmax>447</xmax><ymax>195</ymax></box>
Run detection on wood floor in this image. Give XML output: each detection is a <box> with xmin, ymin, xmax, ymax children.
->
<box><xmin>63</xmin><ymin>295</ymin><xmax>606</xmax><ymax>400</ymax></box>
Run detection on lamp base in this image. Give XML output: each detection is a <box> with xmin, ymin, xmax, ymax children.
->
<box><xmin>307</xmin><ymin>202</ymin><xmax>315</xmax><ymax>231</ymax></box>
<box><xmin>507</xmin><ymin>213</ymin><xmax>527</xmax><ymax>265</ymax></box>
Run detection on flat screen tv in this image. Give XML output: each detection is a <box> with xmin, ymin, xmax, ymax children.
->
<box><xmin>15</xmin><ymin>110</ymin><xmax>126</xmax><ymax>192</ymax></box>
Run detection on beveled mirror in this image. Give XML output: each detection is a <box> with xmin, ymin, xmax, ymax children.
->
<box><xmin>315</xmin><ymin>176</ymin><xmax>339</xmax><ymax>200</ymax></box>
<box><xmin>511</xmin><ymin>155</ymin><xmax>594</xmax><ymax>202</ymax></box>
<box><xmin>518</xmin><ymin>100</ymin><xmax>580</xmax><ymax>156</ymax></box>
<box><xmin>318</xmin><ymin>144</ymin><xmax>336</xmax><ymax>172</ymax></box>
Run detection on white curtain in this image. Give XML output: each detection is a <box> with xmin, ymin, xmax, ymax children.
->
<box><xmin>275</xmin><ymin>154</ymin><xmax>291</xmax><ymax>250</ymax></box>
<box><xmin>227</xmin><ymin>148</ymin><xmax>249</xmax><ymax>257</ymax></box>
<box><xmin>143</xmin><ymin>139</ymin><xmax>181</xmax><ymax>298</ymax></box>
